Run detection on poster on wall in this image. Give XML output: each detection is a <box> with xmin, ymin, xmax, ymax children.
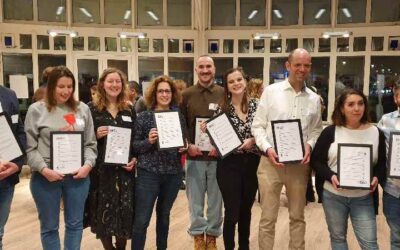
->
<box><xmin>9</xmin><ymin>75</ymin><xmax>29</xmax><ymax>99</ymax></box>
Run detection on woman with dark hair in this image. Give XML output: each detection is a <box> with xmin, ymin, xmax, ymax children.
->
<box><xmin>311</xmin><ymin>89</ymin><xmax>386</xmax><ymax>250</ymax></box>
<box><xmin>25</xmin><ymin>65</ymin><xmax>97</xmax><ymax>250</ymax></box>
<box><xmin>131</xmin><ymin>75</ymin><xmax>187</xmax><ymax>250</ymax></box>
<box><xmin>214</xmin><ymin>67</ymin><xmax>260</xmax><ymax>250</ymax></box>
<box><xmin>86</xmin><ymin>68</ymin><xmax>136</xmax><ymax>250</ymax></box>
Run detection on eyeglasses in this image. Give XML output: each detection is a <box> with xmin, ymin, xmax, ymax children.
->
<box><xmin>157</xmin><ymin>89</ymin><xmax>172</xmax><ymax>94</ymax></box>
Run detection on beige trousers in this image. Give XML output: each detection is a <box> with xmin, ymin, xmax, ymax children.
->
<box><xmin>257</xmin><ymin>156</ymin><xmax>310</xmax><ymax>250</ymax></box>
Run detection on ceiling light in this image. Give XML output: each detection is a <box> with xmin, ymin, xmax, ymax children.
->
<box><xmin>147</xmin><ymin>10</ymin><xmax>159</xmax><ymax>21</ymax></box>
<box><xmin>56</xmin><ymin>6</ymin><xmax>64</xmax><ymax>15</ymax></box>
<box><xmin>124</xmin><ymin>10</ymin><xmax>131</xmax><ymax>20</ymax></box>
<box><xmin>248</xmin><ymin>10</ymin><xmax>258</xmax><ymax>20</ymax></box>
<box><xmin>321</xmin><ymin>31</ymin><xmax>352</xmax><ymax>38</ymax></box>
<box><xmin>252</xmin><ymin>33</ymin><xmax>281</xmax><ymax>40</ymax></box>
<box><xmin>47</xmin><ymin>29</ymin><xmax>78</xmax><ymax>37</ymax></box>
<box><xmin>79</xmin><ymin>8</ymin><xmax>92</xmax><ymax>18</ymax></box>
<box><xmin>273</xmin><ymin>9</ymin><xmax>283</xmax><ymax>19</ymax></box>
<box><xmin>118</xmin><ymin>32</ymin><xmax>147</xmax><ymax>39</ymax></box>
<box><xmin>341</xmin><ymin>8</ymin><xmax>352</xmax><ymax>18</ymax></box>
<box><xmin>314</xmin><ymin>8</ymin><xmax>326</xmax><ymax>19</ymax></box>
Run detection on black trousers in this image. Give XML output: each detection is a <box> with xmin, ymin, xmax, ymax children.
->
<box><xmin>216</xmin><ymin>153</ymin><xmax>260</xmax><ymax>250</ymax></box>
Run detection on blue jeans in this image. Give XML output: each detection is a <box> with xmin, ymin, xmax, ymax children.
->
<box><xmin>322</xmin><ymin>190</ymin><xmax>378</xmax><ymax>250</ymax></box>
<box><xmin>30</xmin><ymin>172</ymin><xmax>90</xmax><ymax>250</ymax></box>
<box><xmin>132</xmin><ymin>168</ymin><xmax>181</xmax><ymax>250</ymax></box>
<box><xmin>0</xmin><ymin>181</ymin><xmax>15</xmax><ymax>250</ymax></box>
<box><xmin>383</xmin><ymin>191</ymin><xmax>400</xmax><ymax>250</ymax></box>
<box><xmin>186</xmin><ymin>159</ymin><xmax>223</xmax><ymax>236</ymax></box>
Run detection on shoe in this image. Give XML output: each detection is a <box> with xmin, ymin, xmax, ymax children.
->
<box><xmin>194</xmin><ymin>234</ymin><xmax>206</xmax><ymax>250</ymax></box>
<box><xmin>206</xmin><ymin>235</ymin><xmax>217</xmax><ymax>250</ymax></box>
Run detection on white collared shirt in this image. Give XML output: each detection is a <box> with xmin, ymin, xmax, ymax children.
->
<box><xmin>251</xmin><ymin>79</ymin><xmax>323</xmax><ymax>153</ymax></box>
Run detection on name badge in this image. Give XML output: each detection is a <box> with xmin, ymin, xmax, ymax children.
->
<box><xmin>0</xmin><ymin>102</ymin><xmax>3</xmax><ymax>113</ymax></box>
<box><xmin>11</xmin><ymin>114</ymin><xmax>19</xmax><ymax>124</ymax></box>
<box><xmin>122</xmin><ymin>115</ymin><xmax>132</xmax><ymax>122</ymax></box>
<box><xmin>209</xmin><ymin>103</ymin><xmax>218</xmax><ymax>111</ymax></box>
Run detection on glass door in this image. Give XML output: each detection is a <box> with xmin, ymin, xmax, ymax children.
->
<box><xmin>74</xmin><ymin>56</ymin><xmax>100</xmax><ymax>103</ymax></box>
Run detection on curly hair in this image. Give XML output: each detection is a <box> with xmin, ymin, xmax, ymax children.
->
<box><xmin>92</xmin><ymin>68</ymin><xmax>130</xmax><ymax>111</ymax></box>
<box><xmin>144</xmin><ymin>75</ymin><xmax>181</xmax><ymax>109</ymax></box>
<box><xmin>331</xmin><ymin>88</ymin><xmax>369</xmax><ymax>126</ymax></box>
<box><xmin>247</xmin><ymin>78</ymin><xmax>263</xmax><ymax>99</ymax></box>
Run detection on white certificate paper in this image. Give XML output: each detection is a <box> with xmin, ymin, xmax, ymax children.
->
<box><xmin>388</xmin><ymin>132</ymin><xmax>400</xmax><ymax>178</ymax></box>
<box><xmin>206</xmin><ymin>113</ymin><xmax>242</xmax><ymax>158</ymax></box>
<box><xmin>104</xmin><ymin>126</ymin><xmax>132</xmax><ymax>165</ymax></box>
<box><xmin>51</xmin><ymin>132</ymin><xmax>83</xmax><ymax>174</ymax></box>
<box><xmin>338</xmin><ymin>143</ymin><xmax>372</xmax><ymax>189</ymax></box>
<box><xmin>154</xmin><ymin>111</ymin><xmax>184</xmax><ymax>150</ymax></box>
<box><xmin>195</xmin><ymin>117</ymin><xmax>213</xmax><ymax>152</ymax></box>
<box><xmin>0</xmin><ymin>114</ymin><xmax>23</xmax><ymax>162</ymax></box>
<box><xmin>271</xmin><ymin>119</ymin><xmax>304</xmax><ymax>163</ymax></box>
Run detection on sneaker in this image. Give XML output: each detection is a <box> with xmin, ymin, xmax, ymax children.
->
<box><xmin>194</xmin><ymin>234</ymin><xmax>206</xmax><ymax>250</ymax></box>
<box><xmin>206</xmin><ymin>235</ymin><xmax>217</xmax><ymax>250</ymax></box>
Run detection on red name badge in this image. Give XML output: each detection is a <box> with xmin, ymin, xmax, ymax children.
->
<box><xmin>63</xmin><ymin>113</ymin><xmax>76</xmax><ymax>125</ymax></box>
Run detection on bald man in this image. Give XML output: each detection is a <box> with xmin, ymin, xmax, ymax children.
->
<box><xmin>252</xmin><ymin>48</ymin><xmax>322</xmax><ymax>250</ymax></box>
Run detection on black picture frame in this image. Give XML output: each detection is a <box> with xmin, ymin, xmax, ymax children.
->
<box><xmin>194</xmin><ymin>116</ymin><xmax>212</xmax><ymax>153</ymax></box>
<box><xmin>153</xmin><ymin>110</ymin><xmax>185</xmax><ymax>151</ymax></box>
<box><xmin>388</xmin><ymin>132</ymin><xmax>400</xmax><ymax>179</ymax></box>
<box><xmin>50</xmin><ymin>131</ymin><xmax>84</xmax><ymax>174</ymax></box>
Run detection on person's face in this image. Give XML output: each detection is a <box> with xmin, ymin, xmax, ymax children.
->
<box><xmin>394</xmin><ymin>89</ymin><xmax>400</xmax><ymax>108</ymax></box>
<box><xmin>129</xmin><ymin>88</ymin><xmax>137</xmax><ymax>101</ymax></box>
<box><xmin>227</xmin><ymin>71</ymin><xmax>246</xmax><ymax>97</ymax></box>
<box><xmin>286</xmin><ymin>51</ymin><xmax>312</xmax><ymax>84</ymax></box>
<box><xmin>104</xmin><ymin>72</ymin><xmax>122</xmax><ymax>100</ymax></box>
<box><xmin>90</xmin><ymin>88</ymin><xmax>97</xmax><ymax>100</ymax></box>
<box><xmin>156</xmin><ymin>81</ymin><xmax>172</xmax><ymax>109</ymax></box>
<box><xmin>55</xmin><ymin>76</ymin><xmax>73</xmax><ymax>104</ymax></box>
<box><xmin>195</xmin><ymin>57</ymin><xmax>216</xmax><ymax>86</ymax></box>
<box><xmin>341</xmin><ymin>94</ymin><xmax>365</xmax><ymax>124</ymax></box>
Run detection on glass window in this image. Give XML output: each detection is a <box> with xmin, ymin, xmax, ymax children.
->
<box><xmin>223</xmin><ymin>40</ymin><xmax>234</xmax><ymax>53</ymax></box>
<box><xmin>168</xmin><ymin>39</ymin><xmax>179</xmax><ymax>53</ymax></box>
<box><xmin>38</xmin><ymin>0</ymin><xmax>66</xmax><ymax>22</ymax></box>
<box><xmin>183</xmin><ymin>40</ymin><xmax>194</xmax><ymax>53</ymax></box>
<box><xmin>38</xmin><ymin>54</ymin><xmax>66</xmax><ymax>83</ymax></box>
<box><xmin>138</xmin><ymin>38</ymin><xmax>150</xmax><ymax>52</ymax></box>
<box><xmin>270</xmin><ymin>39</ymin><xmax>282</xmax><ymax>53</ymax></box>
<box><xmin>270</xmin><ymin>57</ymin><xmax>287</xmax><ymax>83</ymax></box>
<box><xmin>20</xmin><ymin>34</ymin><xmax>32</xmax><ymax>49</ymax></box>
<box><xmin>77</xmin><ymin>59</ymin><xmax>99</xmax><ymax>103</ymax></box>
<box><xmin>303</xmin><ymin>38</ymin><xmax>314</xmax><ymax>52</ymax></box>
<box><xmin>37</xmin><ymin>35</ymin><xmax>49</xmax><ymax>50</ymax></box>
<box><xmin>120</xmin><ymin>38</ymin><xmax>132</xmax><ymax>52</ymax></box>
<box><xmin>137</xmin><ymin>0</ymin><xmax>163</xmax><ymax>26</ymax></box>
<box><xmin>271</xmin><ymin>0</ymin><xmax>299</xmax><ymax>26</ymax></box>
<box><xmin>107</xmin><ymin>60</ymin><xmax>128</xmax><ymax>76</ymax></box>
<box><xmin>240</xmin><ymin>0</ymin><xmax>266</xmax><ymax>26</ymax></box>
<box><xmin>253</xmin><ymin>39</ymin><xmax>265</xmax><ymax>53</ymax></box>
<box><xmin>238</xmin><ymin>58</ymin><xmax>263</xmax><ymax>79</ymax></box>
<box><xmin>169</xmin><ymin>57</ymin><xmax>194</xmax><ymax>85</ymax></box>
<box><xmin>337</xmin><ymin>37</ymin><xmax>349</xmax><ymax>52</ymax></box>
<box><xmin>3</xmin><ymin>0</ymin><xmax>33</xmax><ymax>20</ymax></box>
<box><xmin>153</xmin><ymin>39</ymin><xmax>164</xmax><ymax>52</ymax></box>
<box><xmin>239</xmin><ymin>40</ymin><xmax>250</xmax><ymax>53</ymax></box>
<box><xmin>168</xmin><ymin>0</ymin><xmax>191</xmax><ymax>26</ymax></box>
<box><xmin>304</xmin><ymin>0</ymin><xmax>330</xmax><ymax>25</ymax></box>
<box><xmin>319</xmin><ymin>38</ymin><xmax>331</xmax><ymax>52</ymax></box>
<box><xmin>369</xmin><ymin>56</ymin><xmax>400</xmax><ymax>122</ymax></box>
<box><xmin>208</xmin><ymin>40</ymin><xmax>219</xmax><ymax>53</ymax></box>
<box><xmin>211</xmin><ymin>0</ymin><xmax>235</xmax><ymax>26</ymax></box>
<box><xmin>286</xmin><ymin>39</ymin><xmax>298</xmax><ymax>52</ymax></box>
<box><xmin>105</xmin><ymin>37</ymin><xmax>117</xmax><ymax>52</ymax></box>
<box><xmin>138</xmin><ymin>57</ymin><xmax>164</xmax><ymax>87</ymax></box>
<box><xmin>54</xmin><ymin>36</ymin><xmax>66</xmax><ymax>50</ymax></box>
<box><xmin>307</xmin><ymin>57</ymin><xmax>330</xmax><ymax>121</ymax></box>
<box><xmin>389</xmin><ymin>37</ymin><xmax>400</xmax><ymax>51</ymax></box>
<box><xmin>336</xmin><ymin>56</ymin><xmax>364</xmax><ymax>97</ymax></box>
<box><xmin>73</xmin><ymin>37</ymin><xmax>84</xmax><ymax>51</ymax></box>
<box><xmin>337</xmin><ymin>0</ymin><xmax>366</xmax><ymax>24</ymax></box>
<box><xmin>372</xmin><ymin>37</ymin><xmax>384</xmax><ymax>51</ymax></box>
<box><xmin>73</xmin><ymin>0</ymin><xmax>100</xmax><ymax>24</ymax></box>
<box><xmin>371</xmin><ymin>0</ymin><xmax>400</xmax><ymax>22</ymax></box>
<box><xmin>353</xmin><ymin>37</ymin><xmax>366</xmax><ymax>51</ymax></box>
<box><xmin>213</xmin><ymin>57</ymin><xmax>233</xmax><ymax>85</ymax></box>
<box><xmin>88</xmin><ymin>37</ymin><xmax>100</xmax><ymax>51</ymax></box>
<box><xmin>105</xmin><ymin>0</ymin><xmax>131</xmax><ymax>25</ymax></box>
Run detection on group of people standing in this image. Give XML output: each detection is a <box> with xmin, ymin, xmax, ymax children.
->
<box><xmin>0</xmin><ymin>47</ymin><xmax>399</xmax><ymax>250</ymax></box>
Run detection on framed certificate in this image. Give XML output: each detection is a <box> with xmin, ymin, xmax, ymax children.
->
<box><xmin>388</xmin><ymin>132</ymin><xmax>400</xmax><ymax>178</ymax></box>
<box><xmin>104</xmin><ymin>126</ymin><xmax>132</xmax><ymax>165</ymax></box>
<box><xmin>206</xmin><ymin>113</ymin><xmax>242</xmax><ymax>158</ymax></box>
<box><xmin>154</xmin><ymin>110</ymin><xmax>185</xmax><ymax>150</ymax></box>
<box><xmin>271</xmin><ymin>119</ymin><xmax>304</xmax><ymax>163</ymax></box>
<box><xmin>50</xmin><ymin>131</ymin><xmax>84</xmax><ymax>174</ymax></box>
<box><xmin>337</xmin><ymin>143</ymin><xmax>372</xmax><ymax>189</ymax></box>
<box><xmin>0</xmin><ymin>113</ymin><xmax>24</xmax><ymax>162</ymax></box>
<box><xmin>194</xmin><ymin>117</ymin><xmax>213</xmax><ymax>152</ymax></box>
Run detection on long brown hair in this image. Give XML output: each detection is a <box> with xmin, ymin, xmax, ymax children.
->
<box><xmin>331</xmin><ymin>88</ymin><xmax>369</xmax><ymax>126</ymax></box>
<box><xmin>93</xmin><ymin>68</ymin><xmax>130</xmax><ymax>111</ymax></box>
<box><xmin>144</xmin><ymin>75</ymin><xmax>181</xmax><ymax>109</ymax></box>
<box><xmin>45</xmin><ymin>66</ymin><xmax>78</xmax><ymax>112</ymax></box>
<box><xmin>221</xmin><ymin>67</ymin><xmax>249</xmax><ymax>113</ymax></box>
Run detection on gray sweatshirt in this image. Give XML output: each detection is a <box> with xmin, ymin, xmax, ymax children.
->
<box><xmin>25</xmin><ymin>101</ymin><xmax>97</xmax><ymax>172</ymax></box>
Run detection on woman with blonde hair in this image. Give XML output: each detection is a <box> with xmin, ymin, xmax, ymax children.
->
<box><xmin>247</xmin><ymin>78</ymin><xmax>264</xmax><ymax>99</ymax></box>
